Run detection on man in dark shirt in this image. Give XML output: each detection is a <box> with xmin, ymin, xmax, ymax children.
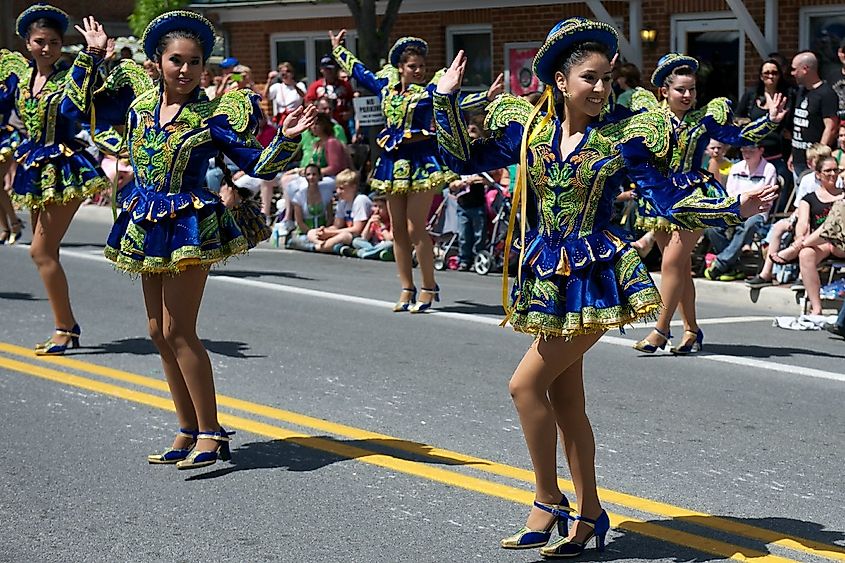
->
<box><xmin>790</xmin><ymin>50</ymin><xmax>840</xmax><ymax>177</ymax></box>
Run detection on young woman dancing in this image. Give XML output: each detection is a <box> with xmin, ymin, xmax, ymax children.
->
<box><xmin>435</xmin><ymin>18</ymin><xmax>777</xmax><ymax>557</ymax></box>
<box><xmin>0</xmin><ymin>4</ymin><xmax>111</xmax><ymax>353</ymax></box>
<box><xmin>78</xmin><ymin>11</ymin><xmax>314</xmax><ymax>469</ymax></box>
<box><xmin>633</xmin><ymin>53</ymin><xmax>787</xmax><ymax>355</ymax></box>
<box><xmin>329</xmin><ymin>30</ymin><xmax>503</xmax><ymax>312</ymax></box>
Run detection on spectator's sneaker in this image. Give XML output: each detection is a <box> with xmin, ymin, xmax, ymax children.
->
<box><xmin>339</xmin><ymin>245</ymin><xmax>356</xmax><ymax>257</ymax></box>
<box><xmin>824</xmin><ymin>322</ymin><xmax>845</xmax><ymax>338</ymax></box>
<box><xmin>745</xmin><ymin>275</ymin><xmax>773</xmax><ymax>289</ymax></box>
<box><xmin>704</xmin><ymin>264</ymin><xmax>725</xmax><ymax>280</ymax></box>
<box><xmin>718</xmin><ymin>270</ymin><xmax>746</xmax><ymax>281</ymax></box>
<box><xmin>458</xmin><ymin>262</ymin><xmax>472</xmax><ymax>272</ymax></box>
<box><xmin>379</xmin><ymin>248</ymin><xmax>394</xmax><ymax>261</ymax></box>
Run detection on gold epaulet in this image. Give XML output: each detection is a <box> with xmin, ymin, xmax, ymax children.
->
<box><xmin>211</xmin><ymin>89</ymin><xmax>258</xmax><ymax>133</ymax></box>
<box><xmin>0</xmin><ymin>50</ymin><xmax>28</xmax><ymax>83</ymax></box>
<box><xmin>703</xmin><ymin>97</ymin><xmax>731</xmax><ymax>125</ymax></box>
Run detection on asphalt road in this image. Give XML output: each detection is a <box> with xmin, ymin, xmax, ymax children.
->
<box><xmin>0</xmin><ymin>212</ymin><xmax>843</xmax><ymax>563</ymax></box>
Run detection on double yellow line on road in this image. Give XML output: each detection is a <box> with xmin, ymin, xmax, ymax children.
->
<box><xmin>0</xmin><ymin>342</ymin><xmax>841</xmax><ymax>562</ymax></box>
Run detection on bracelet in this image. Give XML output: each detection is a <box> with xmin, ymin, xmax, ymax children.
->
<box><xmin>85</xmin><ymin>46</ymin><xmax>106</xmax><ymax>58</ymax></box>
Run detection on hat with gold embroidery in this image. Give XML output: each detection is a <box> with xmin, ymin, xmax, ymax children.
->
<box><xmin>388</xmin><ymin>37</ymin><xmax>428</xmax><ymax>67</ymax></box>
<box><xmin>16</xmin><ymin>3</ymin><xmax>69</xmax><ymax>39</ymax></box>
<box><xmin>533</xmin><ymin>17</ymin><xmax>618</xmax><ymax>85</ymax></box>
<box><xmin>650</xmin><ymin>53</ymin><xmax>698</xmax><ymax>87</ymax></box>
<box><xmin>142</xmin><ymin>10</ymin><xmax>216</xmax><ymax>61</ymax></box>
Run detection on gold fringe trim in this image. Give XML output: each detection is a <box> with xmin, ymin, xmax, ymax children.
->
<box><xmin>103</xmin><ymin>236</ymin><xmax>249</xmax><ymax>275</ymax></box>
<box><xmin>12</xmin><ymin>176</ymin><xmax>110</xmax><ymax>210</ymax></box>
<box><xmin>370</xmin><ymin>171</ymin><xmax>459</xmax><ymax>195</ymax></box>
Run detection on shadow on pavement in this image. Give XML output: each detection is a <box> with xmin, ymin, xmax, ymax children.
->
<box><xmin>185</xmin><ymin>435</ymin><xmax>488</xmax><ymax>481</ymax></box>
<box><xmin>438</xmin><ymin>299</ymin><xmax>504</xmax><ymax>316</ymax></box>
<box><xmin>210</xmin><ymin>269</ymin><xmax>316</xmax><ymax>281</ymax></box>
<box><xmin>0</xmin><ymin>292</ymin><xmax>43</xmax><ymax>301</ymax></box>
<box><xmin>76</xmin><ymin>337</ymin><xmax>264</xmax><ymax>358</ymax></box>
<box><xmin>703</xmin><ymin>343</ymin><xmax>845</xmax><ymax>360</ymax></box>
<box><xmin>600</xmin><ymin>516</ymin><xmax>845</xmax><ymax>561</ymax></box>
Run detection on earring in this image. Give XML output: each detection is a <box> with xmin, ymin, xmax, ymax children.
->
<box><xmin>561</xmin><ymin>89</ymin><xmax>572</xmax><ymax>99</ymax></box>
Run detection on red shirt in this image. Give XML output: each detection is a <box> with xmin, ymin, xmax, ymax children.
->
<box><xmin>305</xmin><ymin>78</ymin><xmax>354</xmax><ymax>124</ymax></box>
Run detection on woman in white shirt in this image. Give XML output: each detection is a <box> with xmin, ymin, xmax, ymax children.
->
<box><xmin>266</xmin><ymin>61</ymin><xmax>305</xmax><ymax>124</ymax></box>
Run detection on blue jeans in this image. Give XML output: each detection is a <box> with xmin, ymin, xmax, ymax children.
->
<box><xmin>705</xmin><ymin>213</ymin><xmax>768</xmax><ymax>271</ymax></box>
<box><xmin>352</xmin><ymin>238</ymin><xmax>392</xmax><ymax>259</ymax></box>
<box><xmin>206</xmin><ymin>163</ymin><xmax>239</xmax><ymax>192</ymax></box>
<box><xmin>837</xmin><ymin>302</ymin><xmax>845</xmax><ymax>329</ymax></box>
<box><xmin>457</xmin><ymin>205</ymin><xmax>486</xmax><ymax>264</ymax></box>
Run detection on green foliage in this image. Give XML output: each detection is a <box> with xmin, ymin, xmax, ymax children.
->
<box><xmin>128</xmin><ymin>0</ymin><xmax>189</xmax><ymax>37</ymax></box>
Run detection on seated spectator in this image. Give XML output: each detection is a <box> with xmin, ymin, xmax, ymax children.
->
<box><xmin>704</xmin><ymin>143</ymin><xmax>776</xmax><ymax>280</ymax></box>
<box><xmin>206</xmin><ymin>155</ymin><xmax>239</xmax><ymax>193</ymax></box>
<box><xmin>824</xmin><ymin>299</ymin><xmax>845</xmax><ymax>338</ymax></box>
<box><xmin>833</xmin><ymin>124</ymin><xmax>845</xmax><ymax>168</ymax></box>
<box><xmin>285</xmin><ymin>164</ymin><xmax>333</xmax><ymax>251</ymax></box>
<box><xmin>142</xmin><ymin>59</ymin><xmax>159</xmax><ymax>81</ymax></box>
<box><xmin>704</xmin><ymin>139</ymin><xmax>733</xmax><ymax>185</ymax></box>
<box><xmin>770</xmin><ymin>156</ymin><xmax>845</xmax><ymax>314</ymax></box>
<box><xmin>200</xmin><ymin>69</ymin><xmax>216</xmax><ymax>100</ymax></box>
<box><xmin>349</xmin><ymin>193</ymin><xmax>394</xmax><ymax>259</ymax></box>
<box><xmin>307</xmin><ymin>169</ymin><xmax>371</xmax><ymax>253</ymax></box>
<box><xmin>615</xmin><ymin>63</ymin><xmax>641</xmax><ymax>108</ymax></box>
<box><xmin>748</xmin><ymin>145</ymin><xmax>832</xmax><ymax>287</ymax></box>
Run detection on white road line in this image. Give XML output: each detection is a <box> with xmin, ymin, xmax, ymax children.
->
<box><xmin>15</xmin><ymin>246</ymin><xmax>845</xmax><ymax>383</ymax></box>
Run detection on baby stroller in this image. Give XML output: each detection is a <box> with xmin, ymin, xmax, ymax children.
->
<box><xmin>474</xmin><ymin>173</ymin><xmax>515</xmax><ymax>275</ymax></box>
<box><xmin>427</xmin><ymin>189</ymin><xmax>460</xmax><ymax>271</ymax></box>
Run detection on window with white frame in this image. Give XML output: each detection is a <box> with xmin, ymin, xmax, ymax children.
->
<box><xmin>270</xmin><ymin>32</ymin><xmax>357</xmax><ymax>85</ymax></box>
<box><xmin>800</xmin><ymin>6</ymin><xmax>845</xmax><ymax>85</ymax></box>
<box><xmin>446</xmin><ymin>25</ymin><xmax>492</xmax><ymax>91</ymax></box>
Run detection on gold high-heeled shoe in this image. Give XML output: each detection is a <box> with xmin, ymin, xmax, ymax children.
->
<box><xmin>501</xmin><ymin>496</ymin><xmax>572</xmax><ymax>549</ymax></box>
<box><xmin>148</xmin><ymin>429</ymin><xmax>199</xmax><ymax>464</ymax></box>
<box><xmin>392</xmin><ymin>287</ymin><xmax>417</xmax><ymax>312</ymax></box>
<box><xmin>35</xmin><ymin>324</ymin><xmax>81</xmax><ymax>356</ymax></box>
<box><xmin>409</xmin><ymin>285</ymin><xmax>439</xmax><ymax>314</ymax></box>
<box><xmin>175</xmin><ymin>428</ymin><xmax>235</xmax><ymax>470</ymax></box>
<box><xmin>632</xmin><ymin>328</ymin><xmax>671</xmax><ymax>353</ymax></box>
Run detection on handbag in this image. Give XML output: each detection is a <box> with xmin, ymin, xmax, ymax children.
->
<box><xmin>819</xmin><ymin>200</ymin><xmax>845</xmax><ymax>251</ymax></box>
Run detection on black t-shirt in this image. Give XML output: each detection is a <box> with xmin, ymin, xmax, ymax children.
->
<box><xmin>792</xmin><ymin>81</ymin><xmax>839</xmax><ymax>173</ymax></box>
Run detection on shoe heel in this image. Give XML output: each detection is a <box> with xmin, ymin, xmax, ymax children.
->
<box><xmin>219</xmin><ymin>441</ymin><xmax>232</xmax><ymax>462</ymax></box>
<box><xmin>71</xmin><ymin>336</ymin><xmax>80</xmax><ymax>349</ymax></box>
<box><xmin>596</xmin><ymin>532</ymin><xmax>606</xmax><ymax>552</ymax></box>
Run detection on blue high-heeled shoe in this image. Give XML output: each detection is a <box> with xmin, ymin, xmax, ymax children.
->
<box><xmin>670</xmin><ymin>328</ymin><xmax>704</xmax><ymax>355</ymax></box>
<box><xmin>632</xmin><ymin>327</ymin><xmax>671</xmax><ymax>353</ymax></box>
<box><xmin>35</xmin><ymin>323</ymin><xmax>81</xmax><ymax>356</ymax></box>
<box><xmin>539</xmin><ymin>509</ymin><xmax>610</xmax><ymax>558</ymax></box>
<box><xmin>500</xmin><ymin>495</ymin><xmax>572</xmax><ymax>549</ymax></box>
<box><xmin>409</xmin><ymin>285</ymin><xmax>439</xmax><ymax>314</ymax></box>
<box><xmin>176</xmin><ymin>428</ymin><xmax>235</xmax><ymax>470</ymax></box>
<box><xmin>392</xmin><ymin>287</ymin><xmax>417</xmax><ymax>312</ymax></box>
<box><xmin>148</xmin><ymin>429</ymin><xmax>199</xmax><ymax>464</ymax></box>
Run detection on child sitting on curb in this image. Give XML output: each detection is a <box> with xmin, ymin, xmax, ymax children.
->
<box><xmin>307</xmin><ymin>168</ymin><xmax>372</xmax><ymax>253</ymax></box>
<box><xmin>347</xmin><ymin>193</ymin><xmax>393</xmax><ymax>259</ymax></box>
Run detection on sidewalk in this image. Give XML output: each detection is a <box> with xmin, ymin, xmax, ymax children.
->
<box><xmin>71</xmin><ymin>206</ymin><xmax>806</xmax><ymax>315</ymax></box>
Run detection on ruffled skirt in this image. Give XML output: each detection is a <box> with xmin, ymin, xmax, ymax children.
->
<box><xmin>370</xmin><ymin>138</ymin><xmax>458</xmax><ymax>195</ymax></box>
<box><xmin>104</xmin><ymin>186</ymin><xmax>249</xmax><ymax>274</ymax></box>
<box><xmin>508</xmin><ymin>229</ymin><xmax>661</xmax><ymax>339</ymax></box>
<box><xmin>636</xmin><ymin>170</ymin><xmax>727</xmax><ymax>232</ymax></box>
<box><xmin>0</xmin><ymin>126</ymin><xmax>22</xmax><ymax>164</ymax></box>
<box><xmin>11</xmin><ymin>140</ymin><xmax>109</xmax><ymax>209</ymax></box>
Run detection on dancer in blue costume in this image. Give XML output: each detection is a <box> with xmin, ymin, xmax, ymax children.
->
<box><xmin>81</xmin><ymin>11</ymin><xmax>315</xmax><ymax>469</ymax></box>
<box><xmin>632</xmin><ymin>53</ymin><xmax>787</xmax><ymax>355</ymax></box>
<box><xmin>0</xmin><ymin>121</ymin><xmax>24</xmax><ymax>244</ymax></box>
<box><xmin>434</xmin><ymin>18</ymin><xmax>778</xmax><ymax>558</ymax></box>
<box><xmin>0</xmin><ymin>5</ymin><xmax>111</xmax><ymax>354</ymax></box>
<box><xmin>330</xmin><ymin>29</ymin><xmax>503</xmax><ymax>312</ymax></box>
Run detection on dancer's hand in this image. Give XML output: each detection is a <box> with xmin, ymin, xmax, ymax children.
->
<box><xmin>282</xmin><ymin>105</ymin><xmax>317</xmax><ymax>138</ymax></box>
<box><xmin>486</xmin><ymin>72</ymin><xmax>505</xmax><ymax>101</ymax></box>
<box><xmin>764</xmin><ymin>91</ymin><xmax>788</xmax><ymax>123</ymax></box>
<box><xmin>739</xmin><ymin>183</ymin><xmax>779</xmax><ymax>218</ymax></box>
<box><xmin>437</xmin><ymin>50</ymin><xmax>466</xmax><ymax>95</ymax></box>
<box><xmin>329</xmin><ymin>29</ymin><xmax>346</xmax><ymax>49</ymax></box>
<box><xmin>76</xmin><ymin>16</ymin><xmax>108</xmax><ymax>51</ymax></box>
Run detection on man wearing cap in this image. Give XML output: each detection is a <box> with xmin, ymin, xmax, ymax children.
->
<box><xmin>704</xmin><ymin>142</ymin><xmax>777</xmax><ymax>280</ymax></box>
<box><xmin>305</xmin><ymin>54</ymin><xmax>354</xmax><ymax>128</ymax></box>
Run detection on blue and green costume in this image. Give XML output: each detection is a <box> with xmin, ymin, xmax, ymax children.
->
<box><xmin>332</xmin><ymin>40</ymin><xmax>488</xmax><ymax>194</ymax></box>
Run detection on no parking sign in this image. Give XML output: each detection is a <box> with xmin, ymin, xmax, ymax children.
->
<box><xmin>353</xmin><ymin>96</ymin><xmax>385</xmax><ymax>127</ymax></box>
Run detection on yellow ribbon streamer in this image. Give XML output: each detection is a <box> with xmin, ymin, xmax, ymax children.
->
<box><xmin>500</xmin><ymin>85</ymin><xmax>556</xmax><ymax>325</ymax></box>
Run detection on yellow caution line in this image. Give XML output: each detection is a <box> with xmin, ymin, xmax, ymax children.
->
<box><xmin>0</xmin><ymin>353</ymin><xmax>800</xmax><ymax>563</ymax></box>
<box><xmin>1</xmin><ymin>344</ymin><xmax>838</xmax><ymax>561</ymax></box>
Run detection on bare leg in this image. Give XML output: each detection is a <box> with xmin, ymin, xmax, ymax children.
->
<box><xmin>387</xmin><ymin>194</ymin><xmax>415</xmax><ymax>300</ymax></box>
<box><xmin>142</xmin><ymin>274</ymin><xmax>198</xmax><ymax>449</ymax></box>
<box><xmin>508</xmin><ymin>332</ymin><xmax>603</xmax><ymax>531</ymax></box>
<box><xmin>407</xmin><ymin>190</ymin><xmax>437</xmax><ymax>295</ymax></box>
<box><xmin>29</xmin><ymin>199</ymin><xmax>82</xmax><ymax>344</ymax></box>
<box><xmin>259</xmin><ymin>178</ymin><xmax>275</xmax><ymax>220</ymax></box>
<box><xmin>800</xmin><ymin>245</ymin><xmax>830</xmax><ymax>315</ymax></box>
<box><xmin>161</xmin><ymin>266</ymin><xmax>220</xmax><ymax>452</ymax></box>
<box><xmin>645</xmin><ymin>230</ymin><xmax>699</xmax><ymax>347</ymax></box>
<box><xmin>675</xmin><ymin>230</ymin><xmax>702</xmax><ymax>346</ymax></box>
<box><xmin>548</xmin><ymin>355</ymin><xmax>603</xmax><ymax>542</ymax></box>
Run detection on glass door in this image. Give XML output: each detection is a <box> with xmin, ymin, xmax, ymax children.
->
<box><xmin>673</xmin><ymin>15</ymin><xmax>745</xmax><ymax>105</ymax></box>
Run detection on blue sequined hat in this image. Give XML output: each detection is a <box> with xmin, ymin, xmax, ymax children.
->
<box><xmin>650</xmin><ymin>53</ymin><xmax>699</xmax><ymax>87</ymax></box>
<box><xmin>388</xmin><ymin>37</ymin><xmax>428</xmax><ymax>67</ymax></box>
<box><xmin>16</xmin><ymin>3</ymin><xmax>69</xmax><ymax>39</ymax></box>
<box><xmin>533</xmin><ymin>17</ymin><xmax>618</xmax><ymax>85</ymax></box>
<box><xmin>142</xmin><ymin>10</ymin><xmax>216</xmax><ymax>61</ymax></box>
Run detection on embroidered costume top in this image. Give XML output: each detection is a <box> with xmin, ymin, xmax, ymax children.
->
<box><xmin>0</xmin><ymin>49</ymin><xmax>109</xmax><ymax>207</ymax></box>
<box><xmin>636</xmin><ymin>95</ymin><xmax>778</xmax><ymax>231</ymax></box>
<box><xmin>79</xmin><ymin>62</ymin><xmax>301</xmax><ymax>273</ymax></box>
<box><xmin>435</xmin><ymin>92</ymin><xmax>744</xmax><ymax>338</ymax></box>
<box><xmin>332</xmin><ymin>44</ymin><xmax>487</xmax><ymax>194</ymax></box>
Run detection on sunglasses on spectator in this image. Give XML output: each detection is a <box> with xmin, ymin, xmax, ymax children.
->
<box><xmin>761</xmin><ymin>70</ymin><xmax>780</xmax><ymax>76</ymax></box>
<box><xmin>821</xmin><ymin>168</ymin><xmax>842</xmax><ymax>174</ymax></box>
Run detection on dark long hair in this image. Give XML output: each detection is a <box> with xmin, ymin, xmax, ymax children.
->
<box><xmin>754</xmin><ymin>58</ymin><xmax>790</xmax><ymax>99</ymax></box>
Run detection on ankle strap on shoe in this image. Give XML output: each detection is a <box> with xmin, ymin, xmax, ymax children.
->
<box><xmin>534</xmin><ymin>501</ymin><xmax>575</xmax><ymax>520</ymax></box>
<box><xmin>197</xmin><ymin>429</ymin><xmax>235</xmax><ymax>441</ymax></box>
<box><xmin>653</xmin><ymin>327</ymin><xmax>672</xmax><ymax>339</ymax></box>
<box><xmin>177</xmin><ymin>428</ymin><xmax>199</xmax><ymax>439</ymax></box>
